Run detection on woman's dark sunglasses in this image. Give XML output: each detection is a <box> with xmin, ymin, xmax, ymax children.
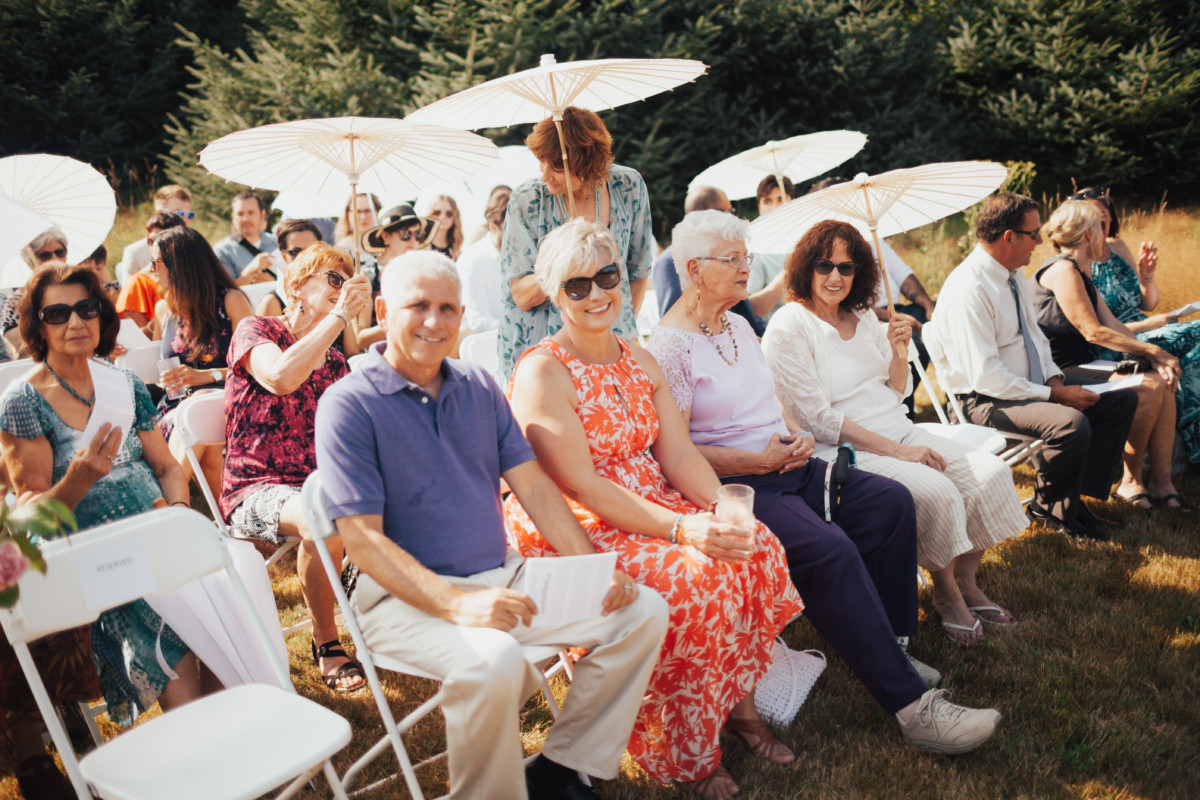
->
<box><xmin>814</xmin><ymin>259</ymin><xmax>857</xmax><ymax>276</ymax></box>
<box><xmin>38</xmin><ymin>298</ymin><xmax>103</xmax><ymax>325</ymax></box>
<box><xmin>35</xmin><ymin>247</ymin><xmax>68</xmax><ymax>263</ymax></box>
<box><xmin>323</xmin><ymin>270</ymin><xmax>347</xmax><ymax>290</ymax></box>
<box><xmin>561</xmin><ymin>264</ymin><xmax>621</xmax><ymax>301</ymax></box>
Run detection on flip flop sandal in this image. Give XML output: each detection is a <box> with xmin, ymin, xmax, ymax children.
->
<box><xmin>1110</xmin><ymin>491</ymin><xmax>1154</xmax><ymax>509</ymax></box>
<box><xmin>940</xmin><ymin>617</ymin><xmax>983</xmax><ymax>645</ymax></box>
<box><xmin>1152</xmin><ymin>493</ymin><xmax>1194</xmax><ymax>512</ymax></box>
<box><xmin>968</xmin><ymin>605</ymin><xmax>1017</xmax><ymax>626</ymax></box>
<box><xmin>312</xmin><ymin>638</ymin><xmax>366</xmax><ymax>693</ymax></box>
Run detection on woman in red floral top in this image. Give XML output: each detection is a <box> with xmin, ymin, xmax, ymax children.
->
<box><xmin>222</xmin><ymin>241</ymin><xmax>371</xmax><ymax>692</ymax></box>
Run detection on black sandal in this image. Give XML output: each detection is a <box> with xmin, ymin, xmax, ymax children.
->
<box><xmin>1152</xmin><ymin>493</ymin><xmax>1194</xmax><ymax>512</ymax></box>
<box><xmin>311</xmin><ymin>638</ymin><xmax>366</xmax><ymax>693</ymax></box>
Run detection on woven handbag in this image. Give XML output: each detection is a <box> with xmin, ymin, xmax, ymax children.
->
<box><xmin>753</xmin><ymin>637</ymin><xmax>827</xmax><ymax>726</ymax></box>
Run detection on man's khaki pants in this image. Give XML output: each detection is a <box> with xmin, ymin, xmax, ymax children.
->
<box><xmin>352</xmin><ymin>552</ymin><xmax>669</xmax><ymax>800</ymax></box>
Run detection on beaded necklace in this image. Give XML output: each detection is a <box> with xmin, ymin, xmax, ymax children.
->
<box><xmin>686</xmin><ymin>303</ymin><xmax>739</xmax><ymax>365</ymax></box>
<box><xmin>45</xmin><ymin>362</ymin><xmax>94</xmax><ymax>408</ymax></box>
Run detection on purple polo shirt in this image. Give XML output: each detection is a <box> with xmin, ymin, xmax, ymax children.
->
<box><xmin>314</xmin><ymin>342</ymin><xmax>535</xmax><ymax>577</ymax></box>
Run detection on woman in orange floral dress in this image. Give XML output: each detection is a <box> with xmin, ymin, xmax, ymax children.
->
<box><xmin>503</xmin><ymin>220</ymin><xmax>803</xmax><ymax>799</ymax></box>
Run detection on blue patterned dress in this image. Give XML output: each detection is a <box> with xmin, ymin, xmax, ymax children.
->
<box><xmin>1092</xmin><ymin>250</ymin><xmax>1200</xmax><ymax>463</ymax></box>
<box><xmin>0</xmin><ymin>366</ymin><xmax>191</xmax><ymax>725</ymax></box>
<box><xmin>497</xmin><ymin>164</ymin><xmax>654</xmax><ymax>379</ymax></box>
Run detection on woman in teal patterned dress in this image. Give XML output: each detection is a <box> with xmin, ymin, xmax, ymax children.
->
<box><xmin>0</xmin><ymin>266</ymin><xmax>212</xmax><ymax>735</ymax></box>
<box><xmin>1078</xmin><ymin>188</ymin><xmax>1200</xmax><ymax>478</ymax></box>
<box><xmin>497</xmin><ymin>106</ymin><xmax>653</xmax><ymax>379</ymax></box>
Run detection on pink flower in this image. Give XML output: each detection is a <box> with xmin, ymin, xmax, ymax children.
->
<box><xmin>0</xmin><ymin>540</ymin><xmax>29</xmax><ymax>587</ymax></box>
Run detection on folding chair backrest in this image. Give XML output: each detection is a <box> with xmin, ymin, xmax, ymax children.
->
<box><xmin>458</xmin><ymin>329</ymin><xmax>499</xmax><ymax>378</ymax></box>
<box><xmin>907</xmin><ymin>345</ymin><xmax>956</xmax><ymax>425</ymax></box>
<box><xmin>240</xmin><ymin>281</ymin><xmax>277</xmax><ymax>310</ymax></box>
<box><xmin>0</xmin><ymin>508</ymin><xmax>227</xmax><ymax>645</ymax></box>
<box><xmin>0</xmin><ymin>358</ymin><xmax>35</xmax><ymax>396</ymax></box>
<box><xmin>174</xmin><ymin>391</ymin><xmax>228</xmax><ymax>531</ymax></box>
<box><xmin>637</xmin><ymin>288</ymin><xmax>660</xmax><ymax>339</ymax></box>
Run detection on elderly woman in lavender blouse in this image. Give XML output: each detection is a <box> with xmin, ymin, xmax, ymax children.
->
<box><xmin>647</xmin><ymin>210</ymin><xmax>1002</xmax><ymax>758</ymax></box>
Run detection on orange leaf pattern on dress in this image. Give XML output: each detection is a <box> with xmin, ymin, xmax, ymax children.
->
<box><xmin>504</xmin><ymin>337</ymin><xmax>803</xmax><ymax>783</ymax></box>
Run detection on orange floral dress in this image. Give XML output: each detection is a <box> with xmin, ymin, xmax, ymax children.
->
<box><xmin>504</xmin><ymin>337</ymin><xmax>804</xmax><ymax>783</ymax></box>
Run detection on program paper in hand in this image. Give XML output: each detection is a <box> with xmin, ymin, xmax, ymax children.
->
<box><xmin>78</xmin><ymin>360</ymin><xmax>134</xmax><ymax>459</ymax></box>
<box><xmin>1167</xmin><ymin>300</ymin><xmax>1200</xmax><ymax>319</ymax></box>
<box><xmin>522</xmin><ymin>552</ymin><xmax>618</xmax><ymax>629</ymax></box>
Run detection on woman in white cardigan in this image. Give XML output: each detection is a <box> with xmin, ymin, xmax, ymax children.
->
<box><xmin>762</xmin><ymin>221</ymin><xmax>1028</xmax><ymax>645</ymax></box>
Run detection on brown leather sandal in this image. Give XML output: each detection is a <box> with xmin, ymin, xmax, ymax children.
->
<box><xmin>722</xmin><ymin>714</ymin><xmax>796</xmax><ymax>766</ymax></box>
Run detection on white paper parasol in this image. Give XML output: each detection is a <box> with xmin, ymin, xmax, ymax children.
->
<box><xmin>749</xmin><ymin>160</ymin><xmax>1009</xmax><ymax>358</ymax></box>
<box><xmin>199</xmin><ymin>116</ymin><xmax>500</xmax><ymax>269</ymax></box>
<box><xmin>408</xmin><ymin>54</ymin><xmax>707</xmax><ymax>214</ymax></box>
<box><xmin>688</xmin><ymin>130</ymin><xmax>868</xmax><ymax>201</ymax></box>
<box><xmin>0</xmin><ymin>154</ymin><xmax>117</xmax><ymax>266</ymax></box>
<box><xmin>0</xmin><ymin>192</ymin><xmax>53</xmax><ymax>280</ymax></box>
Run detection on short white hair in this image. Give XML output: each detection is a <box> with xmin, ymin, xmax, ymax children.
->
<box><xmin>379</xmin><ymin>250</ymin><xmax>461</xmax><ymax>307</ymax></box>
<box><xmin>533</xmin><ymin>219</ymin><xmax>621</xmax><ymax>306</ymax></box>
<box><xmin>671</xmin><ymin>210</ymin><xmax>750</xmax><ymax>291</ymax></box>
<box><xmin>22</xmin><ymin>227</ymin><xmax>68</xmax><ymax>269</ymax></box>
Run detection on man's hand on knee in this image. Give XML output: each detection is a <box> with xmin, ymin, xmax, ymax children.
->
<box><xmin>449</xmin><ymin>588</ymin><xmax>537</xmax><ymax>630</ymax></box>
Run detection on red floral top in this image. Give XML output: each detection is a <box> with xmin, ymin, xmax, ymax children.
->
<box><xmin>219</xmin><ymin>316</ymin><xmax>348</xmax><ymax>519</ymax></box>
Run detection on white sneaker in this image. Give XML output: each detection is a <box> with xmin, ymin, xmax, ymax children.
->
<box><xmin>906</xmin><ymin>654</ymin><xmax>942</xmax><ymax>689</ymax></box>
<box><xmin>897</xmin><ymin>689</ymin><xmax>1001</xmax><ymax>754</ymax></box>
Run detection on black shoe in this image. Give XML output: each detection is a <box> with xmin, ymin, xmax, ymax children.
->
<box><xmin>525</xmin><ymin>755</ymin><xmax>600</xmax><ymax>800</ymax></box>
<box><xmin>1027</xmin><ymin>501</ymin><xmax>1100</xmax><ymax>539</ymax></box>
<box><xmin>1078</xmin><ymin>504</ymin><xmax>1121</xmax><ymax>532</ymax></box>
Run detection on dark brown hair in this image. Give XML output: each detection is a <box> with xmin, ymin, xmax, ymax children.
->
<box><xmin>484</xmin><ymin>188</ymin><xmax>511</xmax><ymax>227</ymax></box>
<box><xmin>18</xmin><ymin>265</ymin><xmax>119</xmax><ymax>362</ymax></box>
<box><xmin>145</xmin><ymin>210</ymin><xmax>186</xmax><ymax>235</ymax></box>
<box><xmin>784</xmin><ymin>220</ymin><xmax>878</xmax><ymax>312</ymax></box>
<box><xmin>525</xmin><ymin>106</ymin><xmax>613</xmax><ymax>189</ymax></box>
<box><xmin>152</xmin><ymin>227</ymin><xmax>242</xmax><ymax>362</ymax></box>
<box><xmin>974</xmin><ymin>192</ymin><xmax>1039</xmax><ymax>243</ymax></box>
<box><xmin>1069</xmin><ymin>187</ymin><xmax>1119</xmax><ymax>237</ymax></box>
<box><xmin>276</xmin><ymin>218</ymin><xmax>323</xmax><ymax>251</ymax></box>
<box><xmin>756</xmin><ymin>175</ymin><xmax>795</xmax><ymax>204</ymax></box>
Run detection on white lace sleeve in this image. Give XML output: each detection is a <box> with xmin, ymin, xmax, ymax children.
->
<box><xmin>761</xmin><ymin>305</ymin><xmax>845</xmax><ymax>445</ymax></box>
<box><xmin>645</xmin><ymin>325</ymin><xmax>694</xmax><ymax>414</ymax></box>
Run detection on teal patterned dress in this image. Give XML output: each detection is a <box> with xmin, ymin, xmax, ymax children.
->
<box><xmin>0</xmin><ymin>365</ymin><xmax>191</xmax><ymax>726</ymax></box>
<box><xmin>497</xmin><ymin>164</ymin><xmax>654</xmax><ymax>380</ymax></box>
<box><xmin>1092</xmin><ymin>250</ymin><xmax>1200</xmax><ymax>464</ymax></box>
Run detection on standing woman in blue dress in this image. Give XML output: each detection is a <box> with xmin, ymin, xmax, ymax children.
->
<box><xmin>1080</xmin><ymin>187</ymin><xmax>1200</xmax><ymax>480</ymax></box>
<box><xmin>497</xmin><ymin>106</ymin><xmax>654</xmax><ymax>379</ymax></box>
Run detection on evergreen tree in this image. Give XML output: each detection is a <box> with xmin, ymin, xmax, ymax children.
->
<box><xmin>0</xmin><ymin>0</ymin><xmax>246</xmax><ymax>196</ymax></box>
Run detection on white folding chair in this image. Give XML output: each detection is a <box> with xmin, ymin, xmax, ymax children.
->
<box><xmin>0</xmin><ymin>358</ymin><xmax>35</xmax><ymax>395</ymax></box>
<box><xmin>301</xmin><ymin>472</ymin><xmax>568</xmax><ymax>799</ymax></box>
<box><xmin>457</xmin><ymin>329</ymin><xmax>500</xmax><ymax>383</ymax></box>
<box><xmin>175</xmin><ymin>391</ymin><xmax>301</xmax><ymax>568</ymax></box>
<box><xmin>908</xmin><ymin>346</ymin><xmax>1045</xmax><ymax>470</ymax></box>
<box><xmin>637</xmin><ymin>288</ymin><xmax>660</xmax><ymax>342</ymax></box>
<box><xmin>0</xmin><ymin>507</ymin><xmax>352</xmax><ymax>800</ymax></box>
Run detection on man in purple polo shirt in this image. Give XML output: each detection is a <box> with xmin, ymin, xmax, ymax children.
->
<box><xmin>315</xmin><ymin>251</ymin><xmax>668</xmax><ymax>800</ymax></box>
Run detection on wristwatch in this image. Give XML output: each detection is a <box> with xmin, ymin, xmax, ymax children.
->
<box><xmin>330</xmin><ymin>308</ymin><xmax>350</xmax><ymax>327</ymax></box>
<box><xmin>211</xmin><ymin>369</ymin><xmax>224</xmax><ymax>383</ymax></box>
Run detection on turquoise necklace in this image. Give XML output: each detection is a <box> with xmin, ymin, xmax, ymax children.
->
<box><xmin>45</xmin><ymin>361</ymin><xmax>94</xmax><ymax>408</ymax></box>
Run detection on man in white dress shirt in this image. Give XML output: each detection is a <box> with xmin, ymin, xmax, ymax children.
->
<box><xmin>927</xmin><ymin>193</ymin><xmax>1137</xmax><ymax>537</ymax></box>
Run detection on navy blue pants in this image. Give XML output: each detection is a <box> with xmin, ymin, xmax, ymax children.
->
<box><xmin>731</xmin><ymin>459</ymin><xmax>927</xmax><ymax>714</ymax></box>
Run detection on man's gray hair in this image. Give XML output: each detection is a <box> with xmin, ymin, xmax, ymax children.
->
<box><xmin>21</xmin><ymin>227</ymin><xmax>68</xmax><ymax>269</ymax></box>
<box><xmin>671</xmin><ymin>210</ymin><xmax>751</xmax><ymax>291</ymax></box>
<box><xmin>380</xmin><ymin>250</ymin><xmax>461</xmax><ymax>307</ymax></box>
<box><xmin>533</xmin><ymin>219</ymin><xmax>621</xmax><ymax>305</ymax></box>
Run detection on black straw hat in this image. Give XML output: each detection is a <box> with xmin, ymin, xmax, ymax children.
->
<box><xmin>360</xmin><ymin>203</ymin><xmax>440</xmax><ymax>254</ymax></box>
